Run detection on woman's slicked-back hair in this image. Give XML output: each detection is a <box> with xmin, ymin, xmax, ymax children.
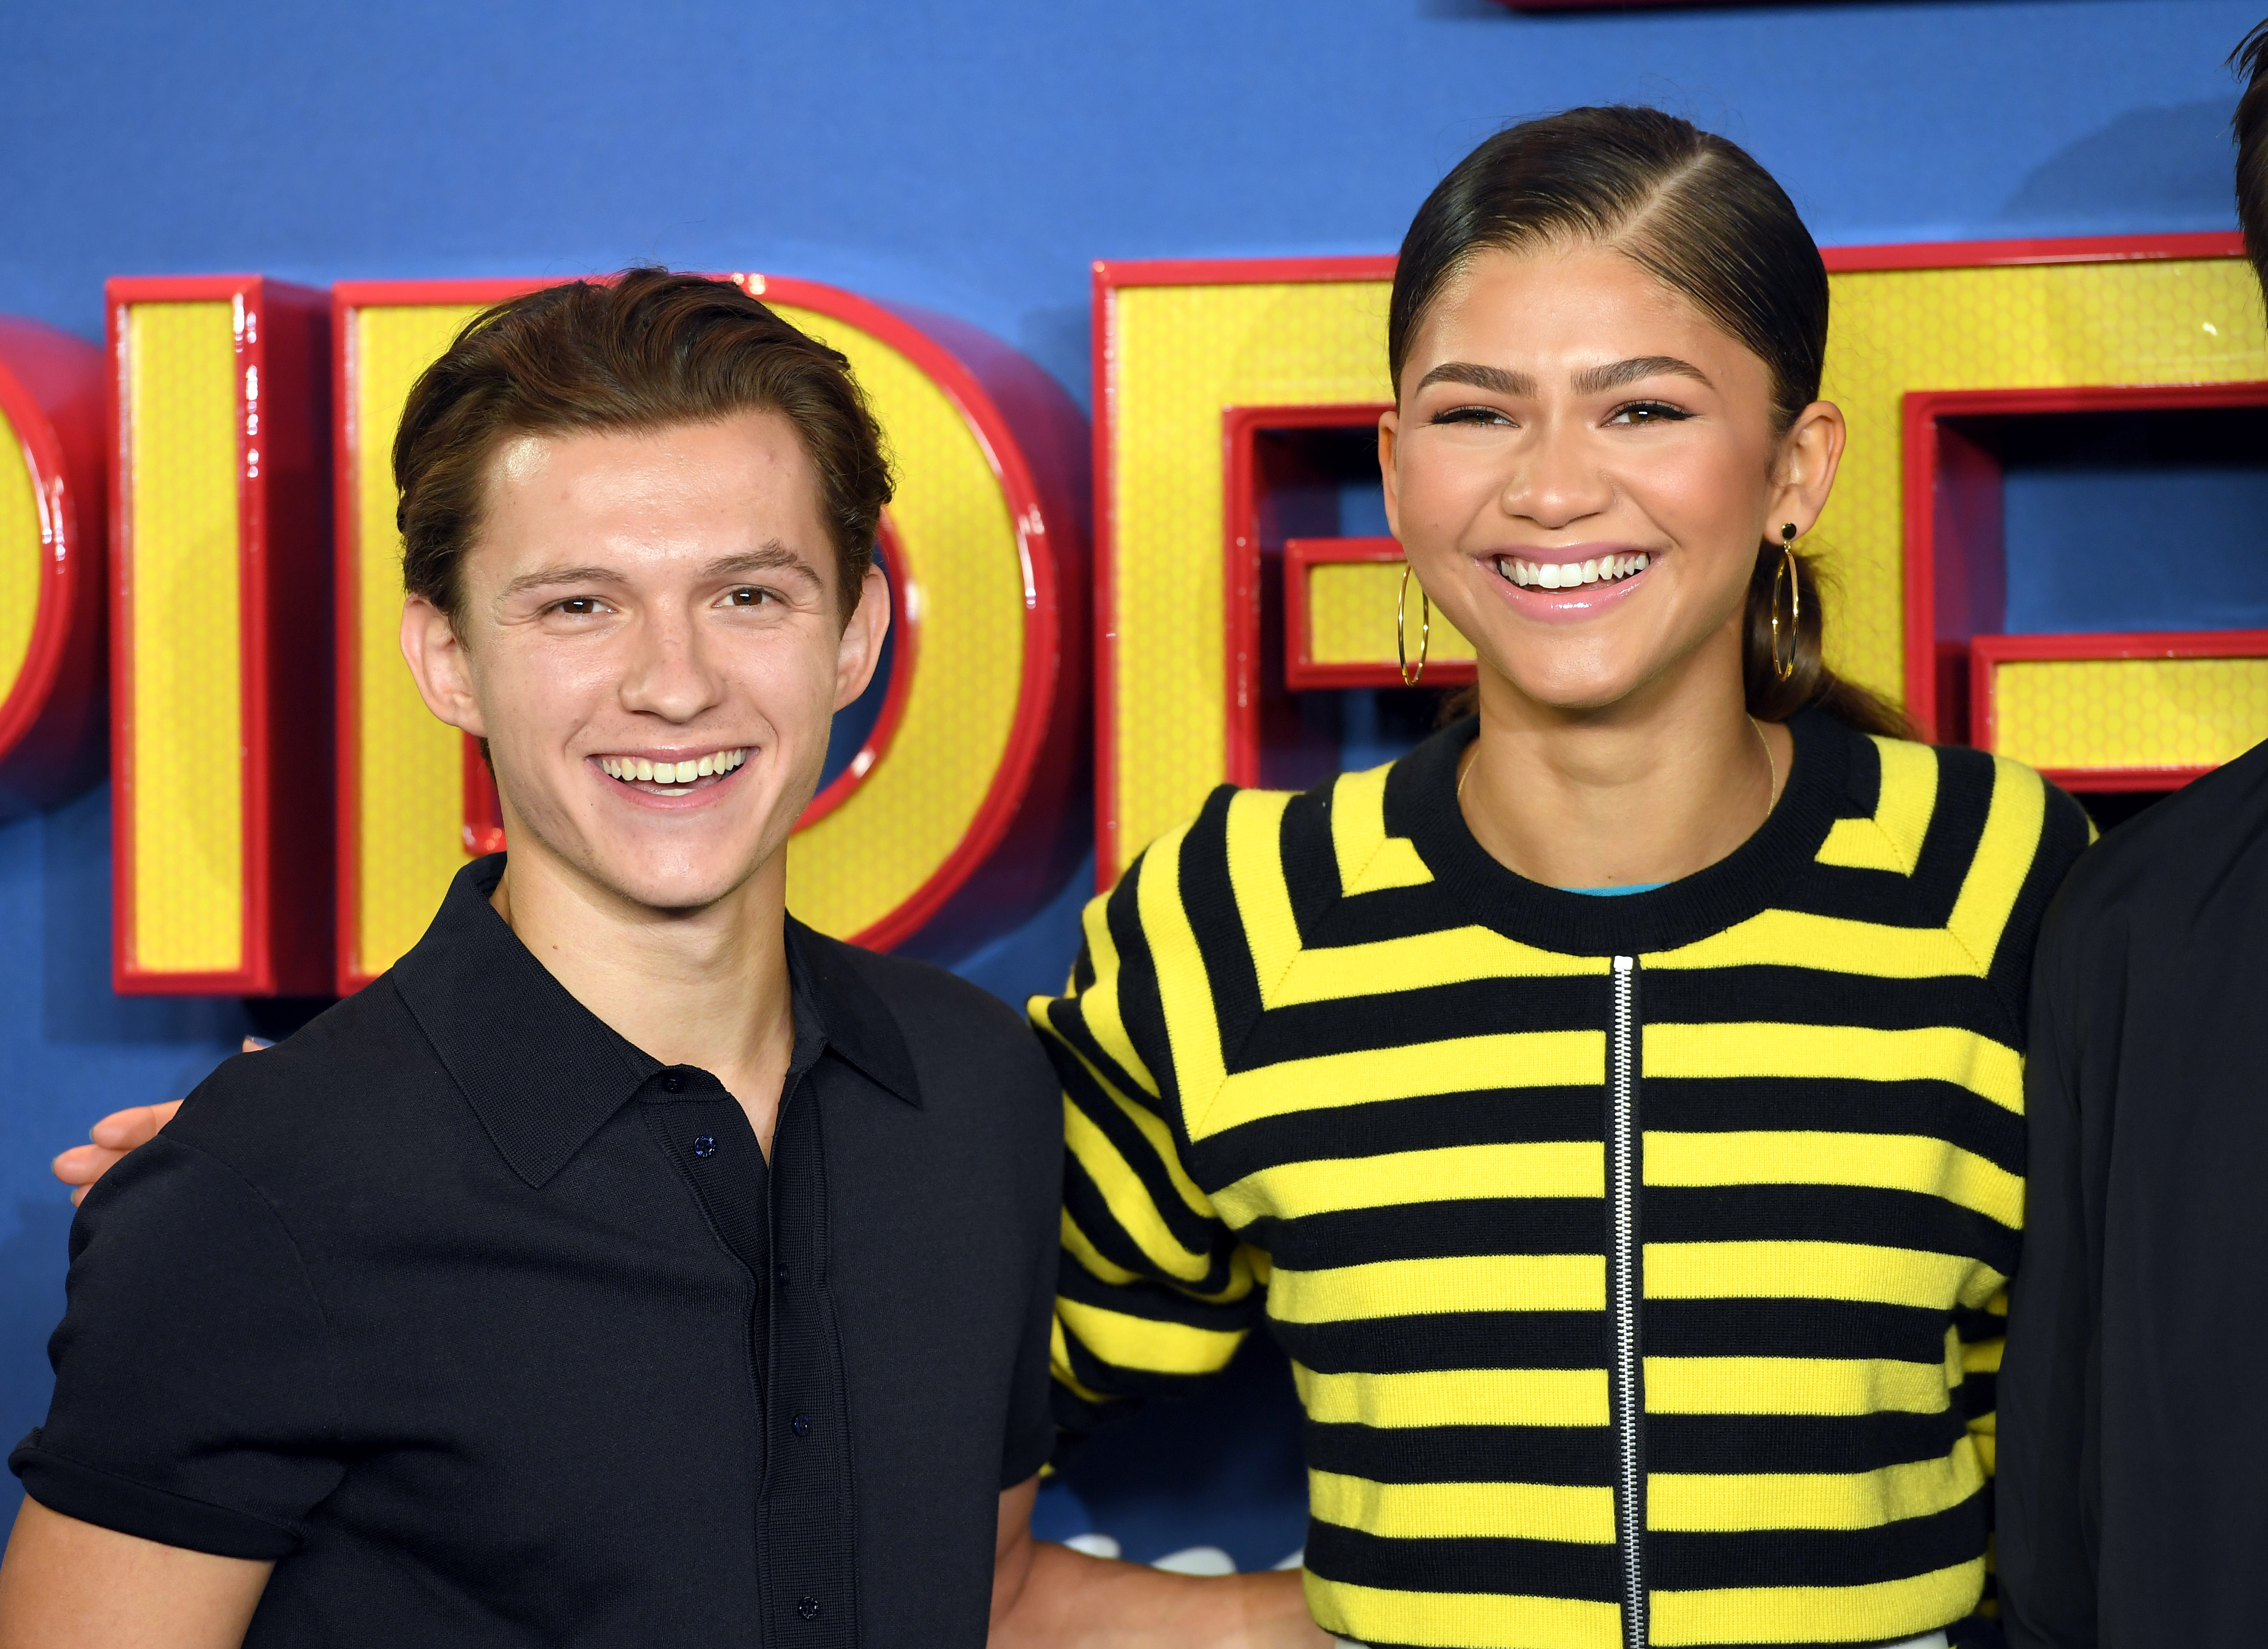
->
<box><xmin>2234</xmin><ymin>22</ymin><xmax>2268</xmax><ymax>293</ymax></box>
<box><xmin>395</xmin><ymin>267</ymin><xmax>892</xmax><ymax>628</ymax></box>
<box><xmin>1392</xmin><ymin>107</ymin><xmax>1908</xmax><ymax>739</ymax></box>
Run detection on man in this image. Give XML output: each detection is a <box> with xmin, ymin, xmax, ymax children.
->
<box><xmin>5</xmin><ymin>270</ymin><xmax>1317</xmax><ymax>1647</ymax></box>
<box><xmin>1993</xmin><ymin>25</ymin><xmax>2268</xmax><ymax>1647</ymax></box>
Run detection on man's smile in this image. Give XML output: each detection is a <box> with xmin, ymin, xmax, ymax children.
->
<box><xmin>593</xmin><ymin>746</ymin><xmax>749</xmax><ymax>796</ymax></box>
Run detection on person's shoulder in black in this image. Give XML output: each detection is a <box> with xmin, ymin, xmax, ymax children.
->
<box><xmin>14</xmin><ymin>864</ymin><xmax>1065</xmax><ymax>1649</ymax></box>
<box><xmin>1998</xmin><ymin>737</ymin><xmax>2268</xmax><ymax>1647</ymax></box>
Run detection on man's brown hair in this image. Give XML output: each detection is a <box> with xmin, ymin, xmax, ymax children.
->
<box><xmin>2236</xmin><ymin>23</ymin><xmax>2268</xmax><ymax>292</ymax></box>
<box><xmin>394</xmin><ymin>268</ymin><xmax>893</xmax><ymax>626</ymax></box>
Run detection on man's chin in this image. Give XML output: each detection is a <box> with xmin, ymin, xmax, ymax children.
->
<box><xmin>594</xmin><ymin>857</ymin><xmax>776</xmax><ymax>918</ymax></box>
<box><xmin>524</xmin><ymin>834</ymin><xmax>781</xmax><ymax>921</ymax></box>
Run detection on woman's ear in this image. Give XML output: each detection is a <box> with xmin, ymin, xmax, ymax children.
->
<box><xmin>399</xmin><ymin>595</ymin><xmax>487</xmax><ymax>738</ymax></box>
<box><xmin>1767</xmin><ymin>399</ymin><xmax>1848</xmax><ymax>537</ymax></box>
<box><xmin>1378</xmin><ymin>408</ymin><xmax>1403</xmax><ymax>540</ymax></box>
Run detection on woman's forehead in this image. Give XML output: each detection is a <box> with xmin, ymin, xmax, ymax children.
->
<box><xmin>1410</xmin><ymin>245</ymin><xmax>1756</xmax><ymax>379</ymax></box>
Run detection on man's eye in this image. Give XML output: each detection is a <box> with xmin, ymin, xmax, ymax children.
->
<box><xmin>555</xmin><ymin>597</ymin><xmax>606</xmax><ymax>616</ymax></box>
<box><xmin>725</xmin><ymin>587</ymin><xmax>773</xmax><ymax>607</ymax></box>
<box><xmin>1609</xmin><ymin>401</ymin><xmax>1691</xmax><ymax>426</ymax></box>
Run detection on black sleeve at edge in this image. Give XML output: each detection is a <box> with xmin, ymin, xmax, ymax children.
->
<box><xmin>11</xmin><ymin>1440</ymin><xmax>302</xmax><ymax>1560</ymax></box>
<box><xmin>1996</xmin><ymin>890</ymin><xmax>2102</xmax><ymax>1649</ymax></box>
<box><xmin>1000</xmin><ymin>1055</ymin><xmax>1065</xmax><ymax>1492</ymax></box>
<box><xmin>11</xmin><ymin>1134</ymin><xmax>342</xmax><ymax>1559</ymax></box>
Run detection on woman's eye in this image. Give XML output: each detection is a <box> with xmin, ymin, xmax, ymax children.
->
<box><xmin>1609</xmin><ymin>401</ymin><xmax>1691</xmax><ymax>426</ymax></box>
<box><xmin>1432</xmin><ymin>405</ymin><xmax>1513</xmax><ymax>427</ymax></box>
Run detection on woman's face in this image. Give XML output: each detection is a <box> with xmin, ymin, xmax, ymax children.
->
<box><xmin>1381</xmin><ymin>241</ymin><xmax>1842</xmax><ymax>718</ymax></box>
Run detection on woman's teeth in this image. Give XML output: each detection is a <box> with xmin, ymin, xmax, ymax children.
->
<box><xmin>597</xmin><ymin>748</ymin><xmax>749</xmax><ymax>792</ymax></box>
<box><xmin>1495</xmin><ymin>552</ymin><xmax>1651</xmax><ymax>590</ymax></box>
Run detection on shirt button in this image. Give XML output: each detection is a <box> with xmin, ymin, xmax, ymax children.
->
<box><xmin>791</xmin><ymin>1413</ymin><xmax>811</xmax><ymax>1436</ymax></box>
<box><xmin>662</xmin><ymin>1073</ymin><xmax>683</xmax><ymax>1093</ymax></box>
<box><xmin>775</xmin><ymin>1263</ymin><xmax>790</xmax><ymax>1287</ymax></box>
<box><xmin>692</xmin><ymin>1135</ymin><xmax>717</xmax><ymax>1158</ymax></box>
<box><xmin>797</xmin><ymin>1596</ymin><xmax>821</xmax><ymax>1621</ymax></box>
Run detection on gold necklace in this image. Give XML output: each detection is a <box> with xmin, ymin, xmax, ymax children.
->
<box><xmin>1750</xmin><ymin>715</ymin><xmax>1781</xmax><ymax>811</ymax></box>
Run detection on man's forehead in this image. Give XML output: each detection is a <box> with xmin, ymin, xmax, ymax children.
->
<box><xmin>472</xmin><ymin>417</ymin><xmax>832</xmax><ymax>581</ymax></box>
<box><xmin>486</xmin><ymin>413</ymin><xmax>810</xmax><ymax>490</ymax></box>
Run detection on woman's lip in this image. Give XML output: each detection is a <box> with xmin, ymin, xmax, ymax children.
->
<box><xmin>1473</xmin><ymin>551</ymin><xmax>1655</xmax><ymax>623</ymax></box>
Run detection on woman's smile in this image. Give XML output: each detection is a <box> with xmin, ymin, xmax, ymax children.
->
<box><xmin>1476</xmin><ymin>544</ymin><xmax>1659</xmax><ymax>623</ymax></box>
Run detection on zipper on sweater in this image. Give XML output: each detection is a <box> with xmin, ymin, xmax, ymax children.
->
<box><xmin>1607</xmin><ymin>954</ymin><xmax>1647</xmax><ymax>1649</ymax></box>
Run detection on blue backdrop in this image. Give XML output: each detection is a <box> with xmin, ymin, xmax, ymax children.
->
<box><xmin>4</xmin><ymin>0</ymin><xmax>2263</xmax><ymax>1563</ymax></box>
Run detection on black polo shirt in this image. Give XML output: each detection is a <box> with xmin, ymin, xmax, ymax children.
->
<box><xmin>12</xmin><ymin>856</ymin><xmax>1061</xmax><ymax>1647</ymax></box>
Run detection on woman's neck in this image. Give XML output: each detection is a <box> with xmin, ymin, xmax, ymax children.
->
<box><xmin>1457</xmin><ymin>649</ymin><xmax>1790</xmax><ymax>893</ymax></box>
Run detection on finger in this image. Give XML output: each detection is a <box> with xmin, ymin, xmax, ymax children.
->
<box><xmin>88</xmin><ymin>1097</ymin><xmax>182</xmax><ymax>1148</ymax></box>
<box><xmin>86</xmin><ymin>1106</ymin><xmax>164</xmax><ymax>1150</ymax></box>
<box><xmin>52</xmin><ymin>1144</ymin><xmax>127</xmax><ymax>1188</ymax></box>
<box><xmin>52</xmin><ymin>1144</ymin><xmax>99</xmax><ymax>1185</ymax></box>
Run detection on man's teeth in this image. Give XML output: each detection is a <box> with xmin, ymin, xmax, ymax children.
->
<box><xmin>1495</xmin><ymin>552</ymin><xmax>1652</xmax><ymax>589</ymax></box>
<box><xmin>597</xmin><ymin>749</ymin><xmax>749</xmax><ymax>784</ymax></box>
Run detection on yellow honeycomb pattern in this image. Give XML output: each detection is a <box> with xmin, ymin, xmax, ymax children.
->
<box><xmin>771</xmin><ymin>303</ymin><xmax>1025</xmax><ymax>942</ymax></box>
<box><xmin>350</xmin><ymin>303</ymin><xmax>486</xmax><ymax>980</ymax></box>
<box><xmin>1307</xmin><ymin>559</ymin><xmax>1473</xmax><ymax>668</ymax></box>
<box><xmin>1108</xmin><ymin>278</ymin><xmax>1392</xmax><ymax>871</ymax></box>
<box><xmin>1107</xmin><ymin>256</ymin><xmax>2268</xmax><ymax>876</ymax></box>
<box><xmin>124</xmin><ymin>302</ymin><xmax>244</xmax><ymax>974</ymax></box>
<box><xmin>0</xmin><ymin>416</ymin><xmax>40</xmax><ymax>713</ymax></box>
<box><xmin>1822</xmin><ymin>257</ymin><xmax>2268</xmax><ymax>699</ymax></box>
<box><xmin>1994</xmin><ymin>655</ymin><xmax>2268</xmax><ymax>773</ymax></box>
<box><xmin>343</xmin><ymin>292</ymin><xmax>1029</xmax><ymax>974</ymax></box>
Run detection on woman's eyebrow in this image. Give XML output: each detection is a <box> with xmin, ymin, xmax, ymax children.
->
<box><xmin>1414</xmin><ymin>362</ymin><xmax>1536</xmax><ymax>397</ymax></box>
<box><xmin>1570</xmin><ymin>356</ymin><xmax>1712</xmax><ymax>395</ymax></box>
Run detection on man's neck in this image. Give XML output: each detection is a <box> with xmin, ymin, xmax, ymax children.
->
<box><xmin>489</xmin><ymin>846</ymin><xmax>797</xmax><ymax>1157</ymax></box>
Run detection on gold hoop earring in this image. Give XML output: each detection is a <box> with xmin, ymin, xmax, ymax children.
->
<box><xmin>1397</xmin><ymin>562</ymin><xmax>1431</xmax><ymax>686</ymax></box>
<box><xmin>1771</xmin><ymin>524</ymin><xmax>1801</xmax><ymax>683</ymax></box>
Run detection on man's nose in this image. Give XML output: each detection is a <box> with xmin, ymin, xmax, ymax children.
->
<box><xmin>618</xmin><ymin>611</ymin><xmax>724</xmax><ymax>721</ymax></box>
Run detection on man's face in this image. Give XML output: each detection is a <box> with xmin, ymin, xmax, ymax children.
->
<box><xmin>400</xmin><ymin>410</ymin><xmax>887</xmax><ymax>916</ymax></box>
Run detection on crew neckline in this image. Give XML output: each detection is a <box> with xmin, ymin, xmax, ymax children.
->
<box><xmin>1386</xmin><ymin>709</ymin><xmax>1852</xmax><ymax>957</ymax></box>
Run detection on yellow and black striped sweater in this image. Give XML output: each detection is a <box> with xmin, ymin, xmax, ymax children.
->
<box><xmin>1030</xmin><ymin>711</ymin><xmax>2090</xmax><ymax>1649</ymax></box>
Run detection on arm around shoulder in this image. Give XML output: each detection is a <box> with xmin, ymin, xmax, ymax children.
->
<box><xmin>988</xmin><ymin>1476</ymin><xmax>1328</xmax><ymax>1649</ymax></box>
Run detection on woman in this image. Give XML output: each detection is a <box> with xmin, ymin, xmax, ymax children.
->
<box><xmin>1036</xmin><ymin>107</ymin><xmax>2088</xmax><ymax>1649</ymax></box>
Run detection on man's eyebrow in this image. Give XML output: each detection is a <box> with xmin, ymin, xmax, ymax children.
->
<box><xmin>494</xmin><ymin>544</ymin><xmax>824</xmax><ymax>602</ymax></box>
<box><xmin>705</xmin><ymin>544</ymin><xmax>823</xmax><ymax>585</ymax></box>
<box><xmin>496</xmin><ymin>564</ymin><xmax>626</xmax><ymax>600</ymax></box>
<box><xmin>1569</xmin><ymin>356</ymin><xmax>1713</xmax><ymax>396</ymax></box>
<box><xmin>1414</xmin><ymin>362</ymin><xmax>1536</xmax><ymax>398</ymax></box>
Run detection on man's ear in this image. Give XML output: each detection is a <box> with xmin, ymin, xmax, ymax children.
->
<box><xmin>834</xmin><ymin>564</ymin><xmax>891</xmax><ymax>713</ymax></box>
<box><xmin>399</xmin><ymin>595</ymin><xmax>487</xmax><ymax>738</ymax></box>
